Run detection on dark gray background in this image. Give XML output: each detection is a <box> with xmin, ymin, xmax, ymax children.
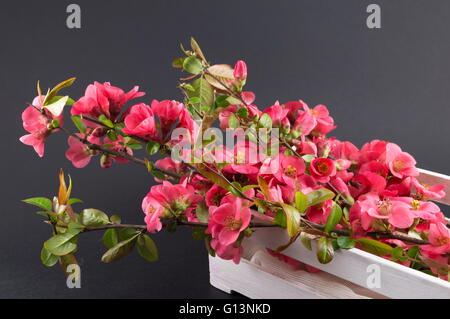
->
<box><xmin>1</xmin><ymin>0</ymin><xmax>449</xmax><ymax>298</ymax></box>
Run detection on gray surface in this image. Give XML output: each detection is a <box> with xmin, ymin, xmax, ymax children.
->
<box><xmin>0</xmin><ymin>0</ymin><xmax>449</xmax><ymax>298</ymax></box>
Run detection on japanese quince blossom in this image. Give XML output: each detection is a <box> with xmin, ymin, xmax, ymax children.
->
<box><xmin>421</xmin><ymin>222</ymin><xmax>450</xmax><ymax>254</ymax></box>
<box><xmin>71</xmin><ymin>82</ymin><xmax>144</xmax><ymax>121</ymax></box>
<box><xmin>123</xmin><ymin>99</ymin><xmax>198</xmax><ymax>144</ymax></box>
<box><xmin>206</xmin><ymin>191</ymin><xmax>254</xmax><ymax>263</ymax></box>
<box><xmin>142</xmin><ymin>181</ymin><xmax>202</xmax><ymax>233</ymax></box>
<box><xmin>65</xmin><ymin>134</ymin><xmax>101</xmax><ymax>168</ymax></box>
<box><xmin>20</xmin><ymin>96</ymin><xmax>62</xmax><ymax>157</ymax></box>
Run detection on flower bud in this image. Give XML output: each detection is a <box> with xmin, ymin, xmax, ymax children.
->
<box><xmin>100</xmin><ymin>154</ymin><xmax>112</xmax><ymax>168</ymax></box>
<box><xmin>233</xmin><ymin>60</ymin><xmax>247</xmax><ymax>80</ymax></box>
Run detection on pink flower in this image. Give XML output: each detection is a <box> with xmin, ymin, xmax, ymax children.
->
<box><xmin>206</xmin><ymin>184</ymin><xmax>229</xmax><ymax>206</ymax></box>
<box><xmin>233</xmin><ymin>60</ymin><xmax>247</xmax><ymax>80</ymax></box>
<box><xmin>311</xmin><ymin>105</ymin><xmax>336</xmax><ymax>135</ymax></box>
<box><xmin>71</xmin><ymin>82</ymin><xmax>144</xmax><ymax>121</ymax></box>
<box><xmin>349</xmin><ymin>195</ymin><xmax>376</xmax><ymax>232</ymax></box>
<box><xmin>330</xmin><ymin>140</ymin><xmax>359</xmax><ymax>163</ymax></box>
<box><xmin>142</xmin><ymin>181</ymin><xmax>202</xmax><ymax>232</ymax></box>
<box><xmin>144</xmin><ymin>205</ymin><xmax>165</xmax><ymax>233</ymax></box>
<box><xmin>284</xmin><ymin>100</ymin><xmax>308</xmax><ymax>122</ymax></box>
<box><xmin>306</xmin><ymin>199</ymin><xmax>333</xmax><ymax>224</ymax></box>
<box><xmin>241</xmin><ymin>91</ymin><xmax>255</xmax><ymax>105</ymax></box>
<box><xmin>350</xmin><ymin>171</ymin><xmax>387</xmax><ymax>198</ymax></box>
<box><xmin>102</xmin><ymin>135</ymin><xmax>133</xmax><ymax>166</ymax></box>
<box><xmin>359</xmin><ymin>194</ymin><xmax>415</xmax><ymax>229</ymax></box>
<box><xmin>385</xmin><ymin>143</ymin><xmax>419</xmax><ymax>178</ymax></box>
<box><xmin>224</xmin><ymin>141</ymin><xmax>260</xmax><ymax>175</ymax></box>
<box><xmin>20</xmin><ymin>96</ymin><xmax>62</xmax><ymax>157</ymax></box>
<box><xmin>210</xmin><ymin>239</ymin><xmax>243</xmax><ymax>264</ymax></box>
<box><xmin>261</xmin><ymin>154</ymin><xmax>306</xmax><ymax>188</ymax></box>
<box><xmin>155</xmin><ymin>157</ymin><xmax>185</xmax><ymax>177</ymax></box>
<box><xmin>263</xmin><ymin>102</ymin><xmax>290</xmax><ymax>129</ymax></box>
<box><xmin>359</xmin><ymin>140</ymin><xmax>387</xmax><ymax>163</ymax></box>
<box><xmin>421</xmin><ymin>222</ymin><xmax>450</xmax><ymax>254</ymax></box>
<box><xmin>293</xmin><ymin>105</ymin><xmax>317</xmax><ymax>136</ymax></box>
<box><xmin>309</xmin><ymin>158</ymin><xmax>336</xmax><ymax>183</ymax></box>
<box><xmin>207</xmin><ymin>197</ymin><xmax>251</xmax><ymax>246</ymax></box>
<box><xmin>122</xmin><ymin>103</ymin><xmax>157</xmax><ymax>140</ymax></box>
<box><xmin>151</xmin><ymin>99</ymin><xmax>184</xmax><ymax>138</ymax></box>
<box><xmin>412</xmin><ymin>178</ymin><xmax>446</xmax><ymax>200</ymax></box>
<box><xmin>65</xmin><ymin>134</ymin><xmax>101</xmax><ymax>168</ymax></box>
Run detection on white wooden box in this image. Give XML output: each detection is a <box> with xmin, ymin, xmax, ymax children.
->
<box><xmin>209</xmin><ymin>169</ymin><xmax>450</xmax><ymax>299</ymax></box>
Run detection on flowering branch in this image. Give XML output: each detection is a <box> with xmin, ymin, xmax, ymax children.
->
<box><xmin>20</xmin><ymin>37</ymin><xmax>449</xmax><ymax>281</ymax></box>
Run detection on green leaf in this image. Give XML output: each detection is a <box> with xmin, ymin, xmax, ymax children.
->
<box><xmin>195</xmin><ymin>201</ymin><xmax>209</xmax><ymax>223</ymax></box>
<box><xmin>343</xmin><ymin>206</ymin><xmax>350</xmax><ymax>220</ymax></box>
<box><xmin>40</xmin><ymin>247</ymin><xmax>59</xmax><ymax>267</ymax></box>
<box><xmin>23</xmin><ymin>197</ymin><xmax>53</xmax><ymax>211</ymax></box>
<box><xmin>127</xmin><ymin>143</ymin><xmax>143</xmax><ymax>150</ymax></box>
<box><xmin>215</xmin><ymin>95</ymin><xmax>230</xmax><ymax>108</ymax></box>
<box><xmin>103</xmin><ymin>229</ymin><xmax>118</xmax><ymax>249</ymax></box>
<box><xmin>137</xmin><ymin>234</ymin><xmax>159</xmax><ymax>262</ymax></box>
<box><xmin>80</xmin><ymin>208</ymin><xmax>109</xmax><ymax>227</ymax></box>
<box><xmin>273</xmin><ymin>210</ymin><xmax>287</xmax><ymax>228</ymax></box>
<box><xmin>98</xmin><ymin>114</ymin><xmax>114</xmax><ymax>128</ymax></box>
<box><xmin>118</xmin><ymin>228</ymin><xmax>140</xmax><ymax>241</ymax></box>
<box><xmin>280</xmin><ymin>203</ymin><xmax>301</xmax><ymax>237</ymax></box>
<box><xmin>101</xmin><ymin>234</ymin><xmax>139</xmax><ymax>263</ymax></box>
<box><xmin>110</xmin><ymin>215</ymin><xmax>121</xmax><ymax>224</ymax></box>
<box><xmin>188</xmin><ymin>78</ymin><xmax>214</xmax><ymax>113</ymax></box>
<box><xmin>391</xmin><ymin>246</ymin><xmax>403</xmax><ymax>261</ymax></box>
<box><xmin>258</xmin><ymin>113</ymin><xmax>272</xmax><ymax>129</ymax></box>
<box><xmin>67</xmin><ymin>198</ymin><xmax>83</xmax><ymax>205</ymax></box>
<box><xmin>146</xmin><ymin>141</ymin><xmax>160</xmax><ymax>156</ymax></box>
<box><xmin>336</xmin><ymin>236</ymin><xmax>356</xmax><ymax>249</ymax></box>
<box><xmin>357</xmin><ymin>238</ymin><xmax>393</xmax><ymax>256</ymax></box>
<box><xmin>300</xmin><ymin>232</ymin><xmax>312</xmax><ymax>251</ymax></box>
<box><xmin>324</xmin><ymin>202</ymin><xmax>343</xmax><ymax>233</ymax></box>
<box><xmin>43</xmin><ymin>77</ymin><xmax>76</xmax><ymax>105</ymax></box>
<box><xmin>188</xmin><ymin>96</ymin><xmax>201</xmax><ymax>104</ymax></box>
<box><xmin>237</xmin><ymin>107</ymin><xmax>249</xmax><ymax>118</ymax></box>
<box><xmin>257</xmin><ymin>176</ymin><xmax>270</xmax><ymax>200</ymax></box>
<box><xmin>67</xmin><ymin>222</ymin><xmax>85</xmax><ymax>235</ymax></box>
<box><xmin>306</xmin><ymin>188</ymin><xmax>335</xmax><ymax>207</ymax></box>
<box><xmin>71</xmin><ymin>116</ymin><xmax>87</xmax><ymax>133</ymax></box>
<box><xmin>317</xmin><ymin>237</ymin><xmax>334</xmax><ymax>264</ymax></box>
<box><xmin>226</xmin><ymin>96</ymin><xmax>242</xmax><ymax>105</ymax></box>
<box><xmin>294</xmin><ymin>191</ymin><xmax>307</xmax><ymax>215</ymax></box>
<box><xmin>407</xmin><ymin>246</ymin><xmax>419</xmax><ymax>259</ymax></box>
<box><xmin>228</xmin><ymin>114</ymin><xmax>239</xmax><ymax>129</ymax></box>
<box><xmin>190</xmin><ymin>37</ymin><xmax>206</xmax><ymax>62</ymax></box>
<box><xmin>44</xmin><ymin>233</ymin><xmax>77</xmax><ymax>256</ymax></box>
<box><xmin>183</xmin><ymin>56</ymin><xmax>203</xmax><ymax>75</ymax></box>
<box><xmin>107</xmin><ymin>130</ymin><xmax>118</xmax><ymax>142</ymax></box>
<box><xmin>172</xmin><ymin>57</ymin><xmax>185</xmax><ymax>68</ymax></box>
<box><xmin>204</xmin><ymin>64</ymin><xmax>235</xmax><ymax>91</ymax></box>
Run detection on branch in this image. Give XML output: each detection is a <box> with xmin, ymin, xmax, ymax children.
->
<box><xmin>80</xmin><ymin>115</ymin><xmax>149</xmax><ymax>144</ymax></box>
<box><xmin>39</xmin><ymin>109</ymin><xmax>181</xmax><ymax>179</ymax></box>
<box><xmin>77</xmin><ymin>218</ymin><xmax>429</xmax><ymax>245</ymax></box>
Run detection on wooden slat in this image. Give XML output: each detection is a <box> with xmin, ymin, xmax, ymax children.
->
<box><xmin>417</xmin><ymin>168</ymin><xmax>450</xmax><ymax>205</ymax></box>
